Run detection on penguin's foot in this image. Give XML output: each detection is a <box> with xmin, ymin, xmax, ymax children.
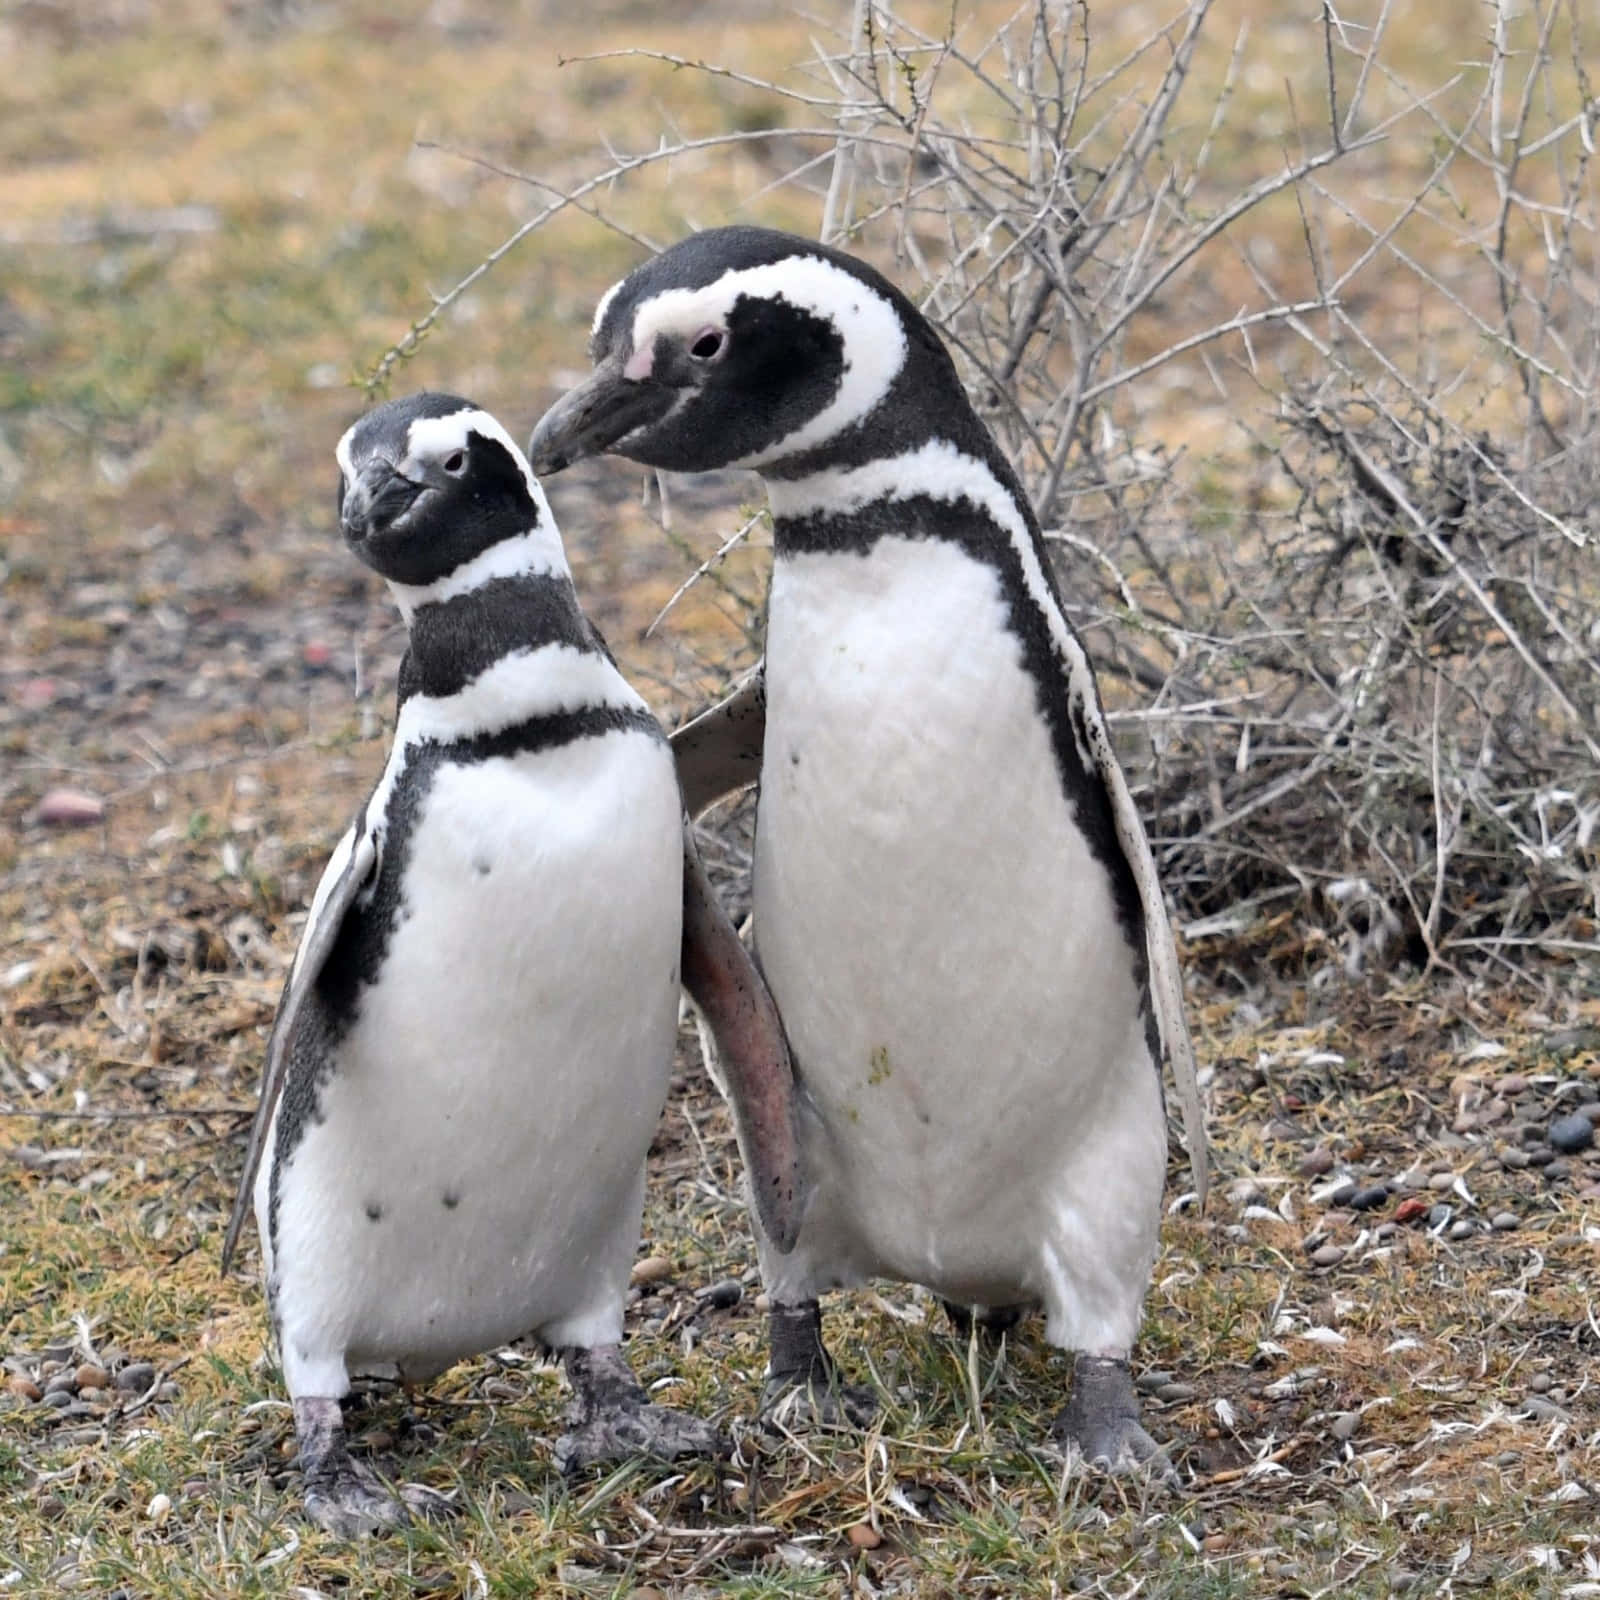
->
<box><xmin>1049</xmin><ymin>1355</ymin><xmax>1178</xmax><ymax>1485</ymax></box>
<box><xmin>294</xmin><ymin>1396</ymin><xmax>455</xmax><ymax>1538</ymax></box>
<box><xmin>759</xmin><ymin>1300</ymin><xmax>877</xmax><ymax>1432</ymax></box>
<box><xmin>554</xmin><ymin>1344</ymin><xmax>725</xmax><ymax>1475</ymax></box>
<box><xmin>940</xmin><ymin>1300</ymin><xmax>1030</xmax><ymax>1341</ymax></box>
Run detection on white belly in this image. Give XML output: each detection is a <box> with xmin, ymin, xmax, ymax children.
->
<box><xmin>756</xmin><ymin>538</ymin><xmax>1164</xmax><ymax>1314</ymax></box>
<box><xmin>263</xmin><ymin>728</ymin><xmax>682</xmax><ymax>1393</ymax></box>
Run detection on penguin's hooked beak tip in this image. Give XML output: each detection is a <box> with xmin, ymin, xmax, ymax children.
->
<box><xmin>527</xmin><ymin>355</ymin><xmax>675</xmax><ymax>476</ymax></box>
<box><xmin>340</xmin><ymin>461</ymin><xmax>423</xmax><ymax>544</ymax></box>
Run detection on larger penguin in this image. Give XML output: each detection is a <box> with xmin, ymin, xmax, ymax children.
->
<box><xmin>222</xmin><ymin>392</ymin><xmax>804</xmax><ymax>1535</ymax></box>
<box><xmin>527</xmin><ymin>227</ymin><xmax>1208</xmax><ymax>1471</ymax></box>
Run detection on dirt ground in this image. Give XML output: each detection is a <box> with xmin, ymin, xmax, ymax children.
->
<box><xmin>3</xmin><ymin>3</ymin><xmax>1598</xmax><ymax>1597</ymax></box>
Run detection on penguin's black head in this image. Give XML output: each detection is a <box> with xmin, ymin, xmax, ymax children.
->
<box><xmin>337</xmin><ymin>393</ymin><xmax>553</xmax><ymax>587</ymax></box>
<box><xmin>527</xmin><ymin>226</ymin><xmax>957</xmax><ymax>478</ymax></box>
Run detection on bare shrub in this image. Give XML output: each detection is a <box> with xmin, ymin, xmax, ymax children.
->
<box><xmin>380</xmin><ymin>0</ymin><xmax>1598</xmax><ymax>987</ymax></box>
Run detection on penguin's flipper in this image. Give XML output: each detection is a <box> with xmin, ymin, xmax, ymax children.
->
<box><xmin>678</xmin><ymin>820</ymin><xmax>806</xmax><ymax>1252</ymax></box>
<box><xmin>1077</xmin><ymin>705</ymin><xmax>1208</xmax><ymax>1208</ymax></box>
<box><xmin>671</xmin><ymin>665</ymin><xmax>766</xmax><ymax>818</ymax></box>
<box><xmin>220</xmin><ymin>806</ymin><xmax>380</xmax><ymax>1274</ymax></box>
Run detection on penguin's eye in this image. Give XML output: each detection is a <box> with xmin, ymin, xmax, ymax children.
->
<box><xmin>688</xmin><ymin>328</ymin><xmax>726</xmax><ymax>362</ymax></box>
<box><xmin>443</xmin><ymin>450</ymin><xmax>467</xmax><ymax>475</ymax></box>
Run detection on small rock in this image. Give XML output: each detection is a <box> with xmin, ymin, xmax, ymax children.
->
<box><xmin>1527</xmin><ymin>1372</ymin><xmax>1552</xmax><ymax>1394</ymax></box>
<box><xmin>43</xmin><ymin>1370</ymin><xmax>76</xmax><ymax>1396</ymax></box>
<box><xmin>1330</xmin><ymin>1411</ymin><xmax>1360</xmax><ymax>1440</ymax></box>
<box><xmin>115</xmin><ymin>1362</ymin><xmax>156</xmax><ymax>1394</ymax></box>
<box><xmin>1544</xmin><ymin>1026</ymin><xmax>1600</xmax><ymax>1058</ymax></box>
<box><xmin>1550</xmin><ymin>1114</ymin><xmax>1594</xmax><ymax>1154</ymax></box>
<box><xmin>1526</xmin><ymin>1148</ymin><xmax>1555</xmax><ymax>1167</ymax></box>
<box><xmin>1490</xmin><ymin>1450</ymin><xmax>1521</xmax><ymax>1467</ymax></box>
<box><xmin>146</xmin><ymin>1492</ymin><xmax>172</xmax><ymax>1525</ymax></box>
<box><xmin>1522</xmin><ymin>1394</ymin><xmax>1569</xmax><ymax>1422</ymax></box>
<box><xmin>1394</xmin><ymin>1196</ymin><xmax>1429</xmax><ymax>1225</ymax></box>
<box><xmin>37</xmin><ymin>1494</ymin><xmax>66</xmax><ymax>1521</ymax></box>
<box><xmin>1499</xmin><ymin>1148</ymin><xmax>1531</xmax><ymax>1170</ymax></box>
<box><xmin>33</xmin><ymin>787</ymin><xmax>105</xmax><ymax>827</ymax></box>
<box><xmin>1156</xmin><ymin>1381</ymin><xmax>1198</xmax><ymax>1403</ymax></box>
<box><xmin>1495</xmin><ymin>1074</ymin><xmax>1530</xmax><ymax>1097</ymax></box>
<box><xmin>1297</xmin><ymin>1148</ymin><xmax>1334</xmax><ymax>1178</ymax></box>
<box><xmin>754</xmin><ymin>1292</ymin><xmax>771</xmax><ymax>1313</ymax></box>
<box><xmin>1310</xmin><ymin>1244</ymin><xmax>1346</xmax><ymax>1268</ymax></box>
<box><xmin>628</xmin><ymin>1589</ymin><xmax>669</xmax><ymax>1600</ymax></box>
<box><xmin>1543</xmin><ymin>1159</ymin><xmax>1570</xmax><ymax>1180</ymax></box>
<box><xmin>1578</xmin><ymin>1183</ymin><xmax>1600</xmax><ymax>1201</ymax></box>
<box><xmin>1428</xmin><ymin>1171</ymin><xmax>1457</xmax><ymax>1190</ymax></box>
<box><xmin>1136</xmin><ymin>1370</ymin><xmax>1177</xmax><ymax>1394</ymax></box>
<box><xmin>42</xmin><ymin>1389</ymin><xmax>72</xmax><ymax>1409</ymax></box>
<box><xmin>701</xmin><ymin>1278</ymin><xmax>743</xmax><ymax>1310</ymax></box>
<box><xmin>629</xmin><ymin>1256</ymin><xmax>672</xmax><ymax>1287</ymax></box>
<box><xmin>847</xmin><ymin>1522</ymin><xmax>882</xmax><ymax>1551</ymax></box>
<box><xmin>1428</xmin><ymin>1204</ymin><xmax>1453</xmax><ymax>1228</ymax></box>
<box><xmin>1348</xmin><ymin>1184</ymin><xmax>1390</xmax><ymax>1212</ymax></box>
<box><xmin>1448</xmin><ymin>1220</ymin><xmax>1476</xmax><ymax>1241</ymax></box>
<box><xmin>74</xmin><ymin>1364</ymin><xmax>108</xmax><ymax>1392</ymax></box>
<box><xmin>78</xmin><ymin>1387</ymin><xmax>106</xmax><ymax>1403</ymax></box>
<box><xmin>1323</xmin><ymin>1181</ymin><xmax>1357</xmax><ymax>1207</ymax></box>
<box><xmin>7</xmin><ymin>1374</ymin><xmax>41</xmax><ymax>1402</ymax></box>
<box><xmin>1491</xmin><ymin>1211</ymin><xmax>1518</xmax><ymax>1231</ymax></box>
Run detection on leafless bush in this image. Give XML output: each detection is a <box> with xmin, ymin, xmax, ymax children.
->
<box><xmin>383</xmin><ymin>0</ymin><xmax>1598</xmax><ymax>986</ymax></box>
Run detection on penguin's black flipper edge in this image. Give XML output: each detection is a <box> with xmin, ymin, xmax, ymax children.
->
<box><xmin>678</xmin><ymin>819</ymin><xmax>807</xmax><ymax>1253</ymax></box>
<box><xmin>670</xmin><ymin>666</ymin><xmax>766</xmax><ymax>818</ymax></box>
<box><xmin>220</xmin><ymin>806</ymin><xmax>379</xmax><ymax>1274</ymax></box>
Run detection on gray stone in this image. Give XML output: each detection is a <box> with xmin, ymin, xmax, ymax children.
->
<box><xmin>1349</xmin><ymin>1184</ymin><xmax>1390</xmax><ymax>1212</ymax></box>
<box><xmin>1330</xmin><ymin>1411</ymin><xmax>1360</xmax><ymax>1440</ymax></box>
<box><xmin>114</xmin><ymin>1362</ymin><xmax>156</xmax><ymax>1394</ymax></box>
<box><xmin>1548</xmin><ymin>1113</ymin><xmax>1594</xmax><ymax>1154</ymax></box>
<box><xmin>1310</xmin><ymin>1244</ymin><xmax>1346</xmax><ymax>1268</ymax></box>
<box><xmin>1448</xmin><ymin>1219</ymin><xmax>1476</xmax><ymax>1240</ymax></box>
<box><xmin>1491</xmin><ymin>1211</ymin><xmax>1518</xmax><ymax>1231</ymax></box>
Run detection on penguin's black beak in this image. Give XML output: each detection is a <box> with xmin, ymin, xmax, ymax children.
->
<box><xmin>340</xmin><ymin>460</ymin><xmax>424</xmax><ymax>546</ymax></box>
<box><xmin>526</xmin><ymin>354</ymin><xmax>677</xmax><ymax>475</ymax></box>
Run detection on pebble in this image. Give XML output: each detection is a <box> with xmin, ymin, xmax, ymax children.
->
<box><xmin>44</xmin><ymin>1371</ymin><xmax>76</xmax><ymax>1396</ymax></box>
<box><xmin>1522</xmin><ymin>1394</ymin><xmax>1569</xmax><ymax>1422</ymax></box>
<box><xmin>1348</xmin><ymin>1184</ymin><xmax>1390</xmax><ymax>1212</ymax></box>
<box><xmin>629</xmin><ymin>1256</ymin><xmax>672</xmax><ymax>1288</ymax></box>
<box><xmin>1499</xmin><ymin>1148</ymin><xmax>1531</xmax><ymax>1170</ymax></box>
<box><xmin>1550</xmin><ymin>1114</ymin><xmax>1595</xmax><ymax>1153</ymax></box>
<box><xmin>7</xmin><ymin>1374</ymin><xmax>41</xmax><ymax>1402</ymax></box>
<box><xmin>42</xmin><ymin>1389</ymin><xmax>72</xmax><ymax>1410</ymax></box>
<box><xmin>74</xmin><ymin>1364</ymin><xmax>108</xmax><ymax>1392</ymax></box>
<box><xmin>1527</xmin><ymin>1372</ymin><xmax>1552</xmax><ymax>1394</ymax></box>
<box><xmin>1495</xmin><ymin>1074</ymin><xmax>1530</xmax><ymax>1096</ymax></box>
<box><xmin>1543</xmin><ymin>1159</ymin><xmax>1570</xmax><ymax>1180</ymax></box>
<box><xmin>33</xmin><ymin>787</ymin><xmax>105</xmax><ymax>827</ymax></box>
<box><xmin>1297</xmin><ymin>1148</ymin><xmax>1334</xmax><ymax>1178</ymax></box>
<box><xmin>1448</xmin><ymin>1220</ymin><xmax>1476</xmax><ymax>1241</ymax></box>
<box><xmin>1526</xmin><ymin>1148</ymin><xmax>1555</xmax><ymax>1167</ymax></box>
<box><xmin>1156</xmin><ymin>1381</ymin><xmax>1198</xmax><ymax>1403</ymax></box>
<box><xmin>1393</xmin><ymin>1196</ymin><xmax>1428</xmax><ymax>1225</ymax></box>
<box><xmin>1330</xmin><ymin>1411</ymin><xmax>1360</xmax><ymax>1440</ymax></box>
<box><xmin>847</xmin><ymin>1522</ymin><xmax>883</xmax><ymax>1550</ymax></box>
<box><xmin>146</xmin><ymin>1492</ymin><xmax>172</xmax><ymax>1526</ymax></box>
<box><xmin>1490</xmin><ymin>1451</ymin><xmax>1521</xmax><ymax>1468</ymax></box>
<box><xmin>1428</xmin><ymin>1172</ymin><xmax>1457</xmax><ymax>1191</ymax></box>
<box><xmin>37</xmin><ymin>1495</ymin><xmax>66</xmax><ymax>1521</ymax></box>
<box><xmin>701</xmin><ymin>1278</ymin><xmax>743</xmax><ymax>1310</ymax></box>
<box><xmin>1578</xmin><ymin>1183</ymin><xmax>1600</xmax><ymax>1201</ymax></box>
<box><xmin>629</xmin><ymin>1589</ymin><xmax>669</xmax><ymax>1600</ymax></box>
<box><xmin>1428</xmin><ymin>1204</ymin><xmax>1452</xmax><ymax>1228</ymax></box>
<box><xmin>1136</xmin><ymin>1370</ymin><xmax>1177</xmax><ymax>1394</ymax></box>
<box><xmin>1310</xmin><ymin>1244</ymin><xmax>1346</xmax><ymax>1268</ymax></box>
<box><xmin>1491</xmin><ymin>1211</ymin><xmax>1519</xmax><ymax>1231</ymax></box>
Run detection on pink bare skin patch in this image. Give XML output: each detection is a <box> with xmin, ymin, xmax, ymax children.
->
<box><xmin>624</xmin><ymin>343</ymin><xmax>655</xmax><ymax>381</ymax></box>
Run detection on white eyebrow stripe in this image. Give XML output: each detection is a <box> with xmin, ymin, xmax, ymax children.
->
<box><xmin>591</xmin><ymin>276</ymin><xmax>625</xmax><ymax>340</ymax></box>
<box><xmin>627</xmin><ymin>255</ymin><xmax>908</xmax><ymax>465</ymax></box>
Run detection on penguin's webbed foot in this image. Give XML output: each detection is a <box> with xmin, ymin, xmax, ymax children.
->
<box><xmin>1049</xmin><ymin>1354</ymin><xmax>1178</xmax><ymax>1487</ymax></box>
<box><xmin>760</xmin><ymin>1300</ymin><xmax>877</xmax><ymax>1432</ymax></box>
<box><xmin>555</xmin><ymin>1344</ymin><xmax>725</xmax><ymax>1475</ymax></box>
<box><xmin>294</xmin><ymin>1396</ymin><xmax>456</xmax><ymax>1538</ymax></box>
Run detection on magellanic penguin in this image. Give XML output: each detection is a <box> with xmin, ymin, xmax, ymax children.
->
<box><xmin>221</xmin><ymin>392</ymin><xmax>805</xmax><ymax>1536</ymax></box>
<box><xmin>527</xmin><ymin>228</ymin><xmax>1208</xmax><ymax>1474</ymax></box>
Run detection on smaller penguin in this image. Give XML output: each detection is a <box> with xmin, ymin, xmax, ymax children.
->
<box><xmin>222</xmin><ymin>393</ymin><xmax>803</xmax><ymax>1536</ymax></box>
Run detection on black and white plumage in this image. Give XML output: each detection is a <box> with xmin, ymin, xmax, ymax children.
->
<box><xmin>224</xmin><ymin>393</ymin><xmax>801</xmax><ymax>1535</ymax></box>
<box><xmin>528</xmin><ymin>228</ymin><xmax>1207</xmax><ymax>1472</ymax></box>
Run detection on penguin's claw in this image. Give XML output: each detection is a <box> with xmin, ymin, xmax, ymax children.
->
<box><xmin>555</xmin><ymin>1402</ymin><xmax>726</xmax><ymax>1475</ymax></box>
<box><xmin>1049</xmin><ymin>1355</ymin><xmax>1179</xmax><ymax>1487</ymax></box>
<box><xmin>304</xmin><ymin>1455</ymin><xmax>454</xmax><ymax>1538</ymax></box>
<box><xmin>759</xmin><ymin>1373</ymin><xmax>878</xmax><ymax>1432</ymax></box>
<box><xmin>555</xmin><ymin>1343</ymin><xmax>724</xmax><ymax>1475</ymax></box>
